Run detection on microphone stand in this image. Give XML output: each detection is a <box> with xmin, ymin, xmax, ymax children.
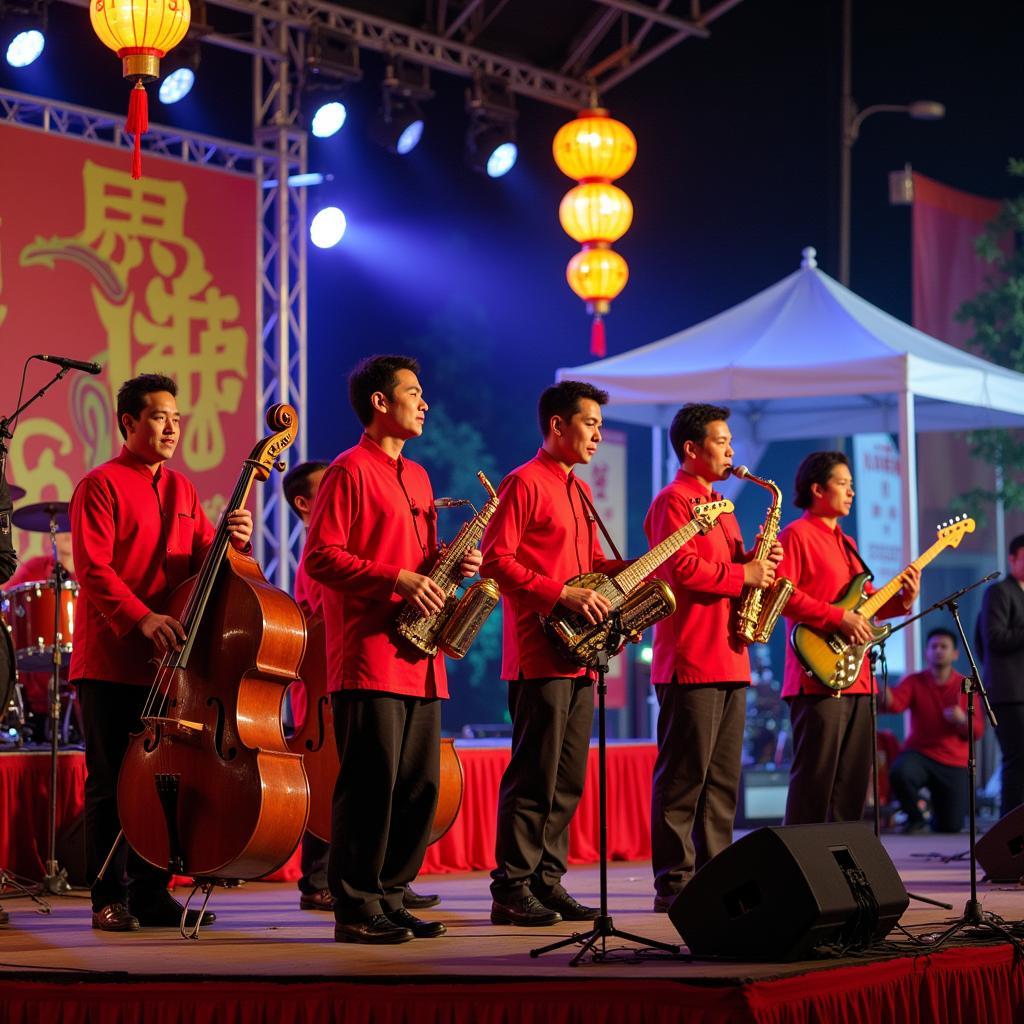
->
<box><xmin>531</xmin><ymin>615</ymin><xmax>679</xmax><ymax>965</ymax></box>
<box><xmin>902</xmin><ymin>582</ymin><xmax>1021</xmax><ymax>952</ymax></box>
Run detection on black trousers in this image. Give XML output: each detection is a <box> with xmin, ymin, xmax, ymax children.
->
<box><xmin>299</xmin><ymin>833</ymin><xmax>329</xmax><ymax>895</ymax></box>
<box><xmin>784</xmin><ymin>694</ymin><xmax>874</xmax><ymax>825</ymax></box>
<box><xmin>993</xmin><ymin>703</ymin><xmax>1024</xmax><ymax>817</ymax></box>
<box><xmin>490</xmin><ymin>677</ymin><xmax>594</xmax><ymax>900</ymax></box>
<box><xmin>650</xmin><ymin>683</ymin><xmax>746</xmax><ymax>899</ymax></box>
<box><xmin>889</xmin><ymin>750</ymin><xmax>968</xmax><ymax>832</ymax></box>
<box><xmin>77</xmin><ymin>680</ymin><xmax>172</xmax><ymax>912</ymax></box>
<box><xmin>327</xmin><ymin>691</ymin><xmax>440</xmax><ymax>923</ymax></box>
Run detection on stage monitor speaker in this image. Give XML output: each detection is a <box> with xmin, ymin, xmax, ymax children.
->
<box><xmin>668</xmin><ymin>823</ymin><xmax>909</xmax><ymax>961</ymax></box>
<box><xmin>977</xmin><ymin>805</ymin><xmax>1024</xmax><ymax>883</ymax></box>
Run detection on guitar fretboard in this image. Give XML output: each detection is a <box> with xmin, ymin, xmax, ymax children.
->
<box><xmin>859</xmin><ymin>536</ymin><xmax>952</xmax><ymax>619</ymax></box>
<box><xmin>612</xmin><ymin>518</ymin><xmax>704</xmax><ymax>594</ymax></box>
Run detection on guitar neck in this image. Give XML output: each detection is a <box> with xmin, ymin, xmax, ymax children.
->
<box><xmin>859</xmin><ymin>537</ymin><xmax>948</xmax><ymax>618</ymax></box>
<box><xmin>612</xmin><ymin>519</ymin><xmax>702</xmax><ymax>594</ymax></box>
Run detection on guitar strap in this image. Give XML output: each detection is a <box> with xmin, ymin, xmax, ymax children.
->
<box><xmin>840</xmin><ymin>532</ymin><xmax>873</xmax><ymax>579</ymax></box>
<box><xmin>573</xmin><ymin>480</ymin><xmax>625</xmax><ymax>562</ymax></box>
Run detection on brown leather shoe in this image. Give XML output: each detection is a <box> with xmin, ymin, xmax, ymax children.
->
<box><xmin>403</xmin><ymin>886</ymin><xmax>440</xmax><ymax>910</ymax></box>
<box><xmin>334</xmin><ymin>914</ymin><xmax>414</xmax><ymax>944</ymax></box>
<box><xmin>91</xmin><ymin>903</ymin><xmax>141</xmax><ymax>932</ymax></box>
<box><xmin>300</xmin><ymin>888</ymin><xmax>336</xmax><ymax>911</ymax></box>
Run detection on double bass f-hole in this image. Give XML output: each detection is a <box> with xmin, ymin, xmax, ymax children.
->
<box><xmin>304</xmin><ymin>695</ymin><xmax>330</xmax><ymax>754</ymax></box>
<box><xmin>206</xmin><ymin>696</ymin><xmax>238</xmax><ymax>761</ymax></box>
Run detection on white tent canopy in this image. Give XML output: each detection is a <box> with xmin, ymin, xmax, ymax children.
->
<box><xmin>557</xmin><ymin>248</ymin><xmax>1024</xmax><ymax>665</ymax></box>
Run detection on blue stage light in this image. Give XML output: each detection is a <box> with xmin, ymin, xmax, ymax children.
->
<box><xmin>310</xmin><ymin>207</ymin><xmax>347</xmax><ymax>249</ymax></box>
<box><xmin>486</xmin><ymin>142</ymin><xmax>518</xmax><ymax>178</ymax></box>
<box><xmin>6</xmin><ymin>29</ymin><xmax>44</xmax><ymax>68</ymax></box>
<box><xmin>311</xmin><ymin>101</ymin><xmax>347</xmax><ymax>139</ymax></box>
<box><xmin>396</xmin><ymin>119</ymin><xmax>424</xmax><ymax>155</ymax></box>
<box><xmin>159</xmin><ymin>67</ymin><xmax>195</xmax><ymax>104</ymax></box>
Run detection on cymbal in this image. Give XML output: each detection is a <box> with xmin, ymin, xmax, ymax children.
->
<box><xmin>6</xmin><ymin>482</ymin><xmax>26</xmax><ymax>502</ymax></box>
<box><xmin>12</xmin><ymin>501</ymin><xmax>71</xmax><ymax>534</ymax></box>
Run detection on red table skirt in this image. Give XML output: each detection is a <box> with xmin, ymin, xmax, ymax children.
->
<box><xmin>0</xmin><ymin>743</ymin><xmax>656</xmax><ymax>883</ymax></box>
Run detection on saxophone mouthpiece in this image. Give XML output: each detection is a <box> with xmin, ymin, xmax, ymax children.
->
<box><xmin>731</xmin><ymin>465</ymin><xmax>750</xmax><ymax>479</ymax></box>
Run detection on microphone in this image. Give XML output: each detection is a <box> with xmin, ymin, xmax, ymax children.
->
<box><xmin>34</xmin><ymin>354</ymin><xmax>102</xmax><ymax>375</ymax></box>
<box><xmin>434</xmin><ymin>498</ymin><xmax>473</xmax><ymax>509</ymax></box>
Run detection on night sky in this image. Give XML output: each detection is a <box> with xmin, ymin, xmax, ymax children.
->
<box><xmin>2</xmin><ymin>0</ymin><xmax>1019</xmax><ymax>726</ymax></box>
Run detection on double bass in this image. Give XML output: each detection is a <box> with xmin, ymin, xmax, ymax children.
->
<box><xmin>117</xmin><ymin>405</ymin><xmax>310</xmax><ymax>927</ymax></box>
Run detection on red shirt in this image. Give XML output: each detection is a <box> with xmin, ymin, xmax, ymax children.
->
<box><xmin>779</xmin><ymin>513</ymin><xmax>905</xmax><ymax>697</ymax></box>
<box><xmin>69</xmin><ymin>446</ymin><xmax>216</xmax><ymax>686</ymax></box>
<box><xmin>644</xmin><ymin>470</ymin><xmax>750</xmax><ymax>685</ymax></box>
<box><xmin>302</xmin><ymin>434</ymin><xmax>446</xmax><ymax>698</ymax></box>
<box><xmin>480</xmin><ymin>449</ymin><xmax>622</xmax><ymax>681</ymax></box>
<box><xmin>887</xmin><ymin>669</ymin><xmax>983</xmax><ymax>767</ymax></box>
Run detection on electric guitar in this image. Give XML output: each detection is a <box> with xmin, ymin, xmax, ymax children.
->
<box><xmin>541</xmin><ymin>499</ymin><xmax>733</xmax><ymax>668</ymax></box>
<box><xmin>791</xmin><ymin>515</ymin><xmax>975</xmax><ymax>694</ymax></box>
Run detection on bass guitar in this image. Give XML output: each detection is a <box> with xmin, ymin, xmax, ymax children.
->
<box><xmin>791</xmin><ymin>515</ymin><xmax>975</xmax><ymax>694</ymax></box>
<box><xmin>542</xmin><ymin>499</ymin><xmax>733</xmax><ymax>667</ymax></box>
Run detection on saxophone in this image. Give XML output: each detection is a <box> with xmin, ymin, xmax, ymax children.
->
<box><xmin>732</xmin><ymin>465</ymin><xmax>793</xmax><ymax>645</ymax></box>
<box><xmin>396</xmin><ymin>471</ymin><xmax>501</xmax><ymax>660</ymax></box>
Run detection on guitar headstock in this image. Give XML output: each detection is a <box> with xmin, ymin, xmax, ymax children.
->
<box><xmin>936</xmin><ymin>514</ymin><xmax>976</xmax><ymax>549</ymax></box>
<box><xmin>693</xmin><ymin>499</ymin><xmax>735</xmax><ymax>533</ymax></box>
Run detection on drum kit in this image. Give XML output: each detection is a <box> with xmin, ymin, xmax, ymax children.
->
<box><xmin>0</xmin><ymin>495</ymin><xmax>77</xmax><ymax>895</ymax></box>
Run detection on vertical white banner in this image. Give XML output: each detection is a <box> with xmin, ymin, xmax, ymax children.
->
<box><xmin>576</xmin><ymin>428</ymin><xmax>628</xmax><ymax>707</ymax></box>
<box><xmin>852</xmin><ymin>433</ymin><xmax>906</xmax><ymax>677</ymax></box>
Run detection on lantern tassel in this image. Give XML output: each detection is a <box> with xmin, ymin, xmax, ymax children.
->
<box><xmin>126</xmin><ymin>81</ymin><xmax>149</xmax><ymax>180</ymax></box>
<box><xmin>590</xmin><ymin>316</ymin><xmax>607</xmax><ymax>358</ymax></box>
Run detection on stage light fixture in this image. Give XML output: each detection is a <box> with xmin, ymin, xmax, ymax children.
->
<box><xmin>371</xmin><ymin>61</ymin><xmax>432</xmax><ymax>156</ymax></box>
<box><xmin>157</xmin><ymin>21</ymin><xmax>204</xmax><ymax>104</ymax></box>
<box><xmin>2</xmin><ymin>0</ymin><xmax>47</xmax><ymax>68</ymax></box>
<box><xmin>465</xmin><ymin>77</ymin><xmax>518</xmax><ymax>178</ymax></box>
<box><xmin>310</xmin><ymin>207</ymin><xmax>347</xmax><ymax>249</ymax></box>
<box><xmin>311</xmin><ymin>100</ymin><xmax>347</xmax><ymax>139</ymax></box>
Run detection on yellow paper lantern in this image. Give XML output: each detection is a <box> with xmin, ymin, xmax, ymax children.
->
<box><xmin>91</xmin><ymin>0</ymin><xmax>191</xmax><ymax>79</ymax></box>
<box><xmin>559</xmin><ymin>182</ymin><xmax>633</xmax><ymax>244</ymax></box>
<box><xmin>91</xmin><ymin>0</ymin><xmax>192</xmax><ymax>179</ymax></box>
<box><xmin>553</xmin><ymin>109</ymin><xmax>637</xmax><ymax>182</ymax></box>
<box><xmin>566</xmin><ymin>244</ymin><xmax>629</xmax><ymax>314</ymax></box>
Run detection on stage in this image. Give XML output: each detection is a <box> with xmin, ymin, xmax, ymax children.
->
<box><xmin>1</xmin><ymin>833</ymin><xmax>1022</xmax><ymax>1024</ymax></box>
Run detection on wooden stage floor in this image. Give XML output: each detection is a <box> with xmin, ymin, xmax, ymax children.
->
<box><xmin>0</xmin><ymin>831</ymin><xmax>1020</xmax><ymax>982</ymax></box>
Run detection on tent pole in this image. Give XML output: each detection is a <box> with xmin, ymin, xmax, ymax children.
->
<box><xmin>651</xmin><ymin>425</ymin><xmax>664</xmax><ymax>498</ymax></box>
<box><xmin>898</xmin><ymin>390</ymin><xmax>921</xmax><ymax>671</ymax></box>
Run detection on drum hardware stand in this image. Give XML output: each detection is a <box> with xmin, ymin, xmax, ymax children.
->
<box><xmin>531</xmin><ymin>620</ymin><xmax>679</xmax><ymax>965</ymax></box>
<box><xmin>0</xmin><ymin>866</ymin><xmax>51</xmax><ymax>914</ymax></box>
<box><xmin>42</xmin><ymin>516</ymin><xmax>71</xmax><ymax>895</ymax></box>
<box><xmin>887</xmin><ymin>579</ymin><xmax>1024</xmax><ymax>952</ymax></box>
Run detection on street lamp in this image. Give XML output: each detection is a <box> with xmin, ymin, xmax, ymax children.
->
<box><xmin>838</xmin><ymin>0</ymin><xmax>944</xmax><ymax>286</ymax></box>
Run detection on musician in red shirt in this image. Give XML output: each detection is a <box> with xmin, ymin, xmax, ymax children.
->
<box><xmin>0</xmin><ymin>466</ymin><xmax>15</xmax><ymax>926</ymax></box>
<box><xmin>303</xmin><ymin>355</ymin><xmax>480</xmax><ymax>945</ymax></box>
<box><xmin>645</xmin><ymin>403</ymin><xmax>781</xmax><ymax>913</ymax></box>
<box><xmin>884</xmin><ymin>627</ymin><xmax>982</xmax><ymax>833</ymax></box>
<box><xmin>778</xmin><ymin>450</ymin><xmax>919</xmax><ymax>826</ymax></box>
<box><xmin>482</xmin><ymin>381</ymin><xmax>626</xmax><ymax>927</ymax></box>
<box><xmin>70</xmin><ymin>374</ymin><xmax>252</xmax><ymax>932</ymax></box>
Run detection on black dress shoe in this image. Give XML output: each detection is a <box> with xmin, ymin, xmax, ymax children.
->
<box><xmin>490</xmin><ymin>894</ymin><xmax>562</xmax><ymax>927</ymax></box>
<box><xmin>91</xmin><ymin>903</ymin><xmax>141</xmax><ymax>932</ymax></box>
<box><xmin>533</xmin><ymin>890</ymin><xmax>599</xmax><ymax>921</ymax></box>
<box><xmin>384</xmin><ymin>906</ymin><xmax>447</xmax><ymax>938</ymax></box>
<box><xmin>130</xmin><ymin>893</ymin><xmax>216</xmax><ymax>929</ymax></box>
<box><xmin>300</xmin><ymin>888</ymin><xmax>336</xmax><ymax>911</ymax></box>
<box><xmin>334</xmin><ymin>914</ymin><xmax>414</xmax><ymax>944</ymax></box>
<box><xmin>403</xmin><ymin>886</ymin><xmax>441</xmax><ymax>910</ymax></box>
<box><xmin>652</xmin><ymin>894</ymin><xmax>675</xmax><ymax>914</ymax></box>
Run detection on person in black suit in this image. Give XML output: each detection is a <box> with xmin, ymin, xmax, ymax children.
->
<box><xmin>977</xmin><ymin>534</ymin><xmax>1024</xmax><ymax>816</ymax></box>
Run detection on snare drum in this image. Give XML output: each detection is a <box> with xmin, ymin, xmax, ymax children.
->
<box><xmin>5</xmin><ymin>579</ymin><xmax>78</xmax><ymax>670</ymax></box>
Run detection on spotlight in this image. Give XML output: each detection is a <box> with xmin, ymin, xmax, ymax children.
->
<box><xmin>310</xmin><ymin>100</ymin><xmax>347</xmax><ymax>139</ymax></box>
<box><xmin>465</xmin><ymin>77</ymin><xmax>518</xmax><ymax>178</ymax></box>
<box><xmin>157</xmin><ymin>26</ymin><xmax>203</xmax><ymax>104</ymax></box>
<box><xmin>371</xmin><ymin>61</ymin><xmax>432</xmax><ymax>156</ymax></box>
<box><xmin>310</xmin><ymin>207</ymin><xmax>347</xmax><ymax>249</ymax></box>
<box><xmin>2</xmin><ymin>0</ymin><xmax>47</xmax><ymax>68</ymax></box>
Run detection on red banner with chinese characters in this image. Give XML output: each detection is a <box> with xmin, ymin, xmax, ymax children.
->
<box><xmin>0</xmin><ymin>123</ymin><xmax>258</xmax><ymax>561</ymax></box>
